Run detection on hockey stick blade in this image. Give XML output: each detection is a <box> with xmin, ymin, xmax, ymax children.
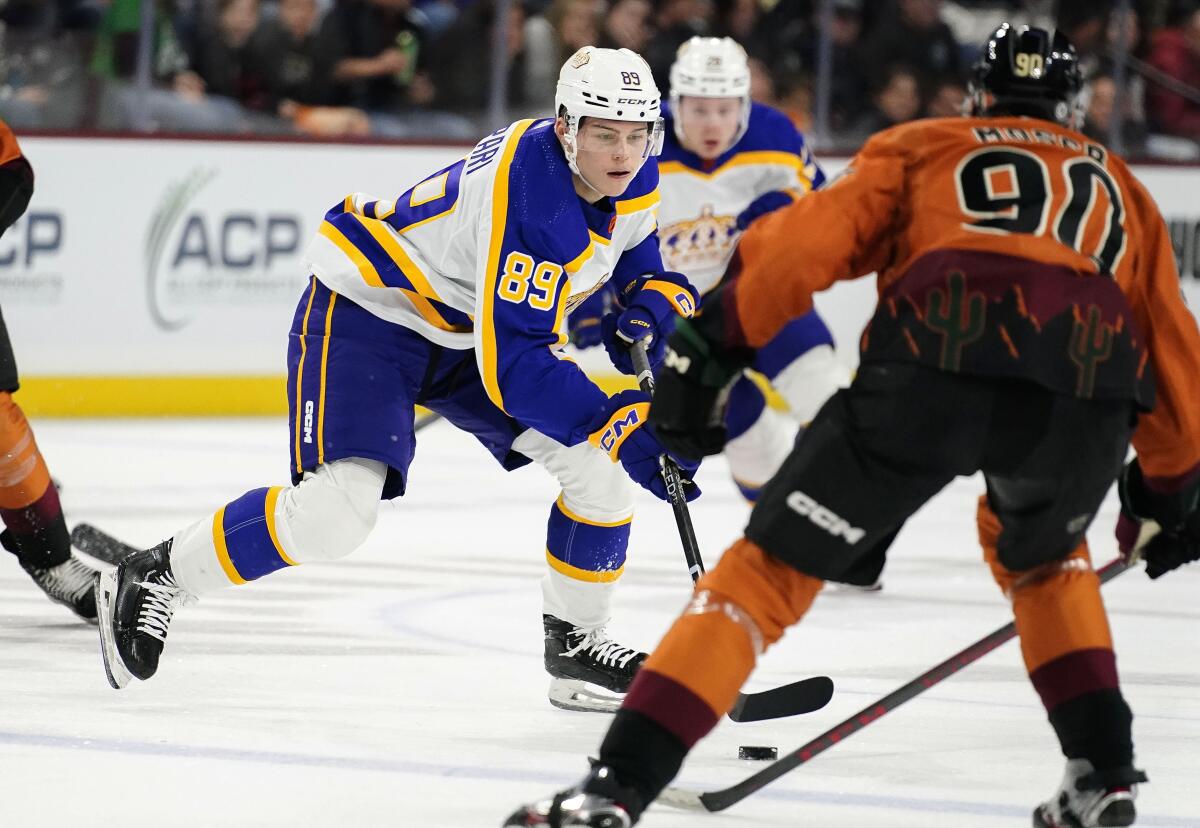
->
<box><xmin>663</xmin><ymin>556</ymin><xmax>1134</xmax><ymax>813</ymax></box>
<box><xmin>729</xmin><ymin>675</ymin><xmax>834</xmax><ymax>722</ymax></box>
<box><xmin>71</xmin><ymin>523</ymin><xmax>139</xmax><ymax>565</ymax></box>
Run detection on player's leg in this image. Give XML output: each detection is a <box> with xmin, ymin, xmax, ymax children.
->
<box><xmin>418</xmin><ymin>351</ymin><xmax>643</xmax><ymax>706</ymax></box>
<box><xmin>976</xmin><ymin>389</ymin><xmax>1144</xmax><ymax>828</ymax></box>
<box><xmin>96</xmin><ymin>280</ymin><xmax>424</xmax><ymax>687</ymax></box>
<box><xmin>0</xmin><ymin>305</ymin><xmax>99</xmax><ymax>621</ymax></box>
<box><xmin>722</xmin><ymin>311</ymin><xmax>849</xmax><ymax>503</ymax></box>
<box><xmin>513</xmin><ymin>430</ymin><xmax>644</xmax><ymax>707</ymax></box>
<box><xmin>506</xmin><ymin>363</ymin><xmax>972</xmax><ymax>824</ymax></box>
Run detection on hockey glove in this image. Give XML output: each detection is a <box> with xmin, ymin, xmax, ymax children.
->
<box><xmin>567</xmin><ymin>287</ymin><xmax>613</xmax><ymax>349</ymax></box>
<box><xmin>603</xmin><ymin>272</ymin><xmax>699</xmax><ymax>375</ymax></box>
<box><xmin>649</xmin><ymin>286</ymin><xmax>755</xmax><ymax>461</ymax></box>
<box><xmin>735</xmin><ymin>189</ymin><xmax>798</xmax><ymax>231</ymax></box>
<box><xmin>587</xmin><ymin>390</ymin><xmax>700</xmax><ymax>502</ymax></box>
<box><xmin>1116</xmin><ymin>459</ymin><xmax>1200</xmax><ymax>579</ymax></box>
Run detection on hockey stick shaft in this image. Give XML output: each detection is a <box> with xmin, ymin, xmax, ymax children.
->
<box><xmin>629</xmin><ymin>339</ymin><xmax>705</xmax><ymax>582</ymax></box>
<box><xmin>666</xmin><ymin>555</ymin><xmax>1133</xmax><ymax>812</ymax></box>
<box><xmin>628</xmin><ymin>340</ymin><xmax>836</xmax><ymax>722</ymax></box>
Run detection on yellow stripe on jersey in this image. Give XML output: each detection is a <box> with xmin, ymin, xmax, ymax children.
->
<box><xmin>659</xmin><ymin>151</ymin><xmax>810</xmax><ymax>183</ymax></box>
<box><xmin>212</xmin><ymin>506</ymin><xmax>247</xmax><ymax>585</ymax></box>
<box><xmin>401</xmin><ymin>288</ymin><xmax>473</xmax><ymax>333</ymax></box>
<box><xmin>480</xmin><ymin>119</ymin><xmax>536</xmax><ymax>414</ymax></box>
<box><xmin>350</xmin><ymin>214</ymin><xmax>444</xmax><ymax>301</ymax></box>
<box><xmin>263</xmin><ymin>486</ymin><xmax>299</xmax><ymax>567</ymax></box>
<box><xmin>545</xmin><ymin>550</ymin><xmax>625</xmax><ymax>583</ymax></box>
<box><xmin>588</xmin><ymin>230</ymin><xmax>612</xmax><ymax>246</ymax></box>
<box><xmin>564</xmin><ymin>244</ymin><xmax>595</xmax><ymax>274</ymax></box>
<box><xmin>318</xmin><ymin>221</ymin><xmax>386</xmax><ymax>288</ymax></box>
<box><xmin>615</xmin><ymin>189</ymin><xmax>661</xmax><ymax>215</ymax></box>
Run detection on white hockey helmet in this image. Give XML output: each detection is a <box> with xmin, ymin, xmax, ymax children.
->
<box><xmin>668</xmin><ymin>37</ymin><xmax>752</xmax><ymax>146</ymax></box>
<box><xmin>554</xmin><ymin>46</ymin><xmax>665</xmax><ymax>179</ymax></box>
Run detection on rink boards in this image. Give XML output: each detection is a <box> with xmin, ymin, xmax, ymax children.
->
<box><xmin>2</xmin><ymin>135</ymin><xmax>1198</xmax><ymax>415</ymax></box>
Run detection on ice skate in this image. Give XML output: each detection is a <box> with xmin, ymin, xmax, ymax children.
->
<box><xmin>96</xmin><ymin>539</ymin><xmax>195</xmax><ymax>689</ymax></box>
<box><xmin>544</xmin><ymin>615</ymin><xmax>646</xmax><ymax>713</ymax></box>
<box><xmin>503</xmin><ymin>763</ymin><xmax>642</xmax><ymax>827</ymax></box>
<box><xmin>2</xmin><ymin>528</ymin><xmax>99</xmax><ymax>621</ymax></box>
<box><xmin>1033</xmin><ymin>759</ymin><xmax>1147</xmax><ymax>828</ymax></box>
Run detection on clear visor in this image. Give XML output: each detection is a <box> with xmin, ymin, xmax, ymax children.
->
<box><xmin>575</xmin><ymin>118</ymin><xmax>665</xmax><ymax>159</ymax></box>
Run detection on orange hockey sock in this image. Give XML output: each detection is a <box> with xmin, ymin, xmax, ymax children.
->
<box><xmin>0</xmin><ymin>392</ymin><xmax>69</xmax><ymax>567</ymax></box>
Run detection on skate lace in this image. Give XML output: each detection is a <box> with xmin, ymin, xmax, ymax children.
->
<box><xmin>563</xmin><ymin>628</ymin><xmax>639</xmax><ymax>669</ymax></box>
<box><xmin>135</xmin><ymin>572</ymin><xmax>195</xmax><ymax>643</ymax></box>
<box><xmin>32</xmin><ymin>557</ymin><xmax>96</xmax><ymax>603</ymax></box>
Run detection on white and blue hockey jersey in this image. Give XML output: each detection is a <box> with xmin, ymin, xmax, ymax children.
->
<box><xmin>657</xmin><ymin>102</ymin><xmax>824</xmax><ymax>295</ymax></box>
<box><xmin>302</xmin><ymin>118</ymin><xmax>663</xmax><ymax>445</ymax></box>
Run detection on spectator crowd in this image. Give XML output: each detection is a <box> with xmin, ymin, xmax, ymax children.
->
<box><xmin>2</xmin><ymin>0</ymin><xmax>1200</xmax><ymax>157</ymax></box>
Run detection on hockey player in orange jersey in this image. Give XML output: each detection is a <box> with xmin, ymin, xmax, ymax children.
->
<box><xmin>505</xmin><ymin>25</ymin><xmax>1200</xmax><ymax>828</ymax></box>
<box><xmin>0</xmin><ymin>118</ymin><xmax>100</xmax><ymax>621</ymax></box>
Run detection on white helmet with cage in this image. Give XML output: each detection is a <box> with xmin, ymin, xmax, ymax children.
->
<box><xmin>555</xmin><ymin>46</ymin><xmax>665</xmax><ymax>180</ymax></box>
<box><xmin>668</xmin><ymin>36</ymin><xmax>752</xmax><ymax>145</ymax></box>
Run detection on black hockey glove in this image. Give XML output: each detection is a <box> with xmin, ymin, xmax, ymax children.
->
<box><xmin>1116</xmin><ymin>459</ymin><xmax>1200</xmax><ymax>579</ymax></box>
<box><xmin>648</xmin><ymin>286</ymin><xmax>754</xmax><ymax>461</ymax></box>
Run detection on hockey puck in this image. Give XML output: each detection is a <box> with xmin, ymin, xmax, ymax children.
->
<box><xmin>738</xmin><ymin>745</ymin><xmax>778</xmax><ymax>761</ymax></box>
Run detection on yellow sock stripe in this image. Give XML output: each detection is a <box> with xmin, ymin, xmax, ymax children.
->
<box><xmin>545</xmin><ymin>550</ymin><xmax>625</xmax><ymax>583</ymax></box>
<box><xmin>318</xmin><ymin>221</ymin><xmax>385</xmax><ymax>288</ymax></box>
<box><xmin>316</xmin><ymin>293</ymin><xmax>337</xmax><ymax>465</ymax></box>
<box><xmin>588</xmin><ymin>401</ymin><xmax>651</xmax><ymax>460</ymax></box>
<box><xmin>211</xmin><ymin>506</ymin><xmax>247</xmax><ymax>585</ymax></box>
<box><xmin>642</xmin><ymin>279</ymin><xmax>696</xmax><ymax>318</ymax></box>
<box><xmin>263</xmin><ymin>486</ymin><xmax>298</xmax><ymax>567</ymax></box>
<box><xmin>555</xmin><ymin>493</ymin><xmax>632</xmax><ymax>528</ymax></box>
<box><xmin>293</xmin><ymin>278</ymin><xmax>318</xmax><ymax>474</ymax></box>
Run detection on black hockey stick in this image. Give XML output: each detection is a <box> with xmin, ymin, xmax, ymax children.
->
<box><xmin>659</xmin><ymin>555</ymin><xmax>1135</xmax><ymax>812</ymax></box>
<box><xmin>629</xmin><ymin>339</ymin><xmax>834</xmax><ymax>723</ymax></box>
<box><xmin>70</xmin><ymin>523</ymin><xmax>138</xmax><ymax>565</ymax></box>
<box><xmin>629</xmin><ymin>339</ymin><xmax>705</xmax><ymax>582</ymax></box>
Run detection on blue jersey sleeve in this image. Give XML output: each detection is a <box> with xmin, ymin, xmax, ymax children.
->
<box><xmin>610</xmin><ymin>230</ymin><xmax>664</xmax><ymax>301</ymax></box>
<box><xmin>476</xmin><ymin>219</ymin><xmax>609</xmax><ymax>445</ymax></box>
<box><xmin>754</xmin><ymin>104</ymin><xmax>826</xmax><ymax>191</ymax></box>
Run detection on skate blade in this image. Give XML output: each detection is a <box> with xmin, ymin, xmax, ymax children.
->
<box><xmin>547</xmin><ymin>678</ymin><xmax>623</xmax><ymax>714</ymax></box>
<box><xmin>95</xmin><ymin>571</ymin><xmax>133</xmax><ymax>690</ymax></box>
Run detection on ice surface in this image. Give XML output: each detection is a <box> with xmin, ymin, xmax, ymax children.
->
<box><xmin>3</xmin><ymin>418</ymin><xmax>1197</xmax><ymax>827</ymax></box>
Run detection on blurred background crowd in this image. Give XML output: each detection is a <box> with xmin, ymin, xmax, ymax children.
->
<box><xmin>2</xmin><ymin>0</ymin><xmax>1200</xmax><ymax>158</ymax></box>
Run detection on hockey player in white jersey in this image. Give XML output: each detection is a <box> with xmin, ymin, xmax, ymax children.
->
<box><xmin>571</xmin><ymin>37</ymin><xmax>850</xmax><ymax>503</ymax></box>
<box><xmin>93</xmin><ymin>47</ymin><xmax>701</xmax><ymax>712</ymax></box>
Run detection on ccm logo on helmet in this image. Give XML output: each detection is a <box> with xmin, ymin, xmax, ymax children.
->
<box><xmin>786</xmin><ymin>490</ymin><xmax>865</xmax><ymax>544</ymax></box>
<box><xmin>618</xmin><ymin>98</ymin><xmax>651</xmax><ymax>105</ymax></box>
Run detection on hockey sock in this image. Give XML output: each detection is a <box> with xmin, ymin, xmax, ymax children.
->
<box><xmin>543</xmin><ymin>493</ymin><xmax>630</xmax><ymax>625</ymax></box>
<box><xmin>979</xmin><ymin>502</ymin><xmax>1133</xmax><ymax>772</ymax></box>
<box><xmin>603</xmin><ymin>539</ymin><xmax>822</xmax><ymax>802</ymax></box>
<box><xmin>0</xmin><ymin>393</ymin><xmax>69</xmax><ymax>569</ymax></box>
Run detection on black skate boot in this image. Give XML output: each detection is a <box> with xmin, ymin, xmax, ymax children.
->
<box><xmin>1033</xmin><ymin>759</ymin><xmax>1147</xmax><ymax>828</ymax></box>
<box><xmin>2</xmin><ymin>528</ymin><xmax>98</xmax><ymax>621</ymax></box>
<box><xmin>95</xmin><ymin>539</ymin><xmax>195</xmax><ymax>689</ymax></box>
<box><xmin>503</xmin><ymin>763</ymin><xmax>644</xmax><ymax>827</ymax></box>
<box><xmin>544</xmin><ymin>615</ymin><xmax>646</xmax><ymax>713</ymax></box>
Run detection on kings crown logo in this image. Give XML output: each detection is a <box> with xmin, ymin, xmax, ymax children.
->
<box><xmin>660</xmin><ymin>205</ymin><xmax>738</xmax><ymax>271</ymax></box>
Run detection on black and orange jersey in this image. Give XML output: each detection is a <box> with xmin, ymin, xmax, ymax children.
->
<box><xmin>729</xmin><ymin>115</ymin><xmax>1200</xmax><ymax>485</ymax></box>
<box><xmin>0</xmin><ymin>118</ymin><xmax>22</xmax><ymax>167</ymax></box>
<box><xmin>0</xmin><ymin>118</ymin><xmax>33</xmax><ymax>238</ymax></box>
